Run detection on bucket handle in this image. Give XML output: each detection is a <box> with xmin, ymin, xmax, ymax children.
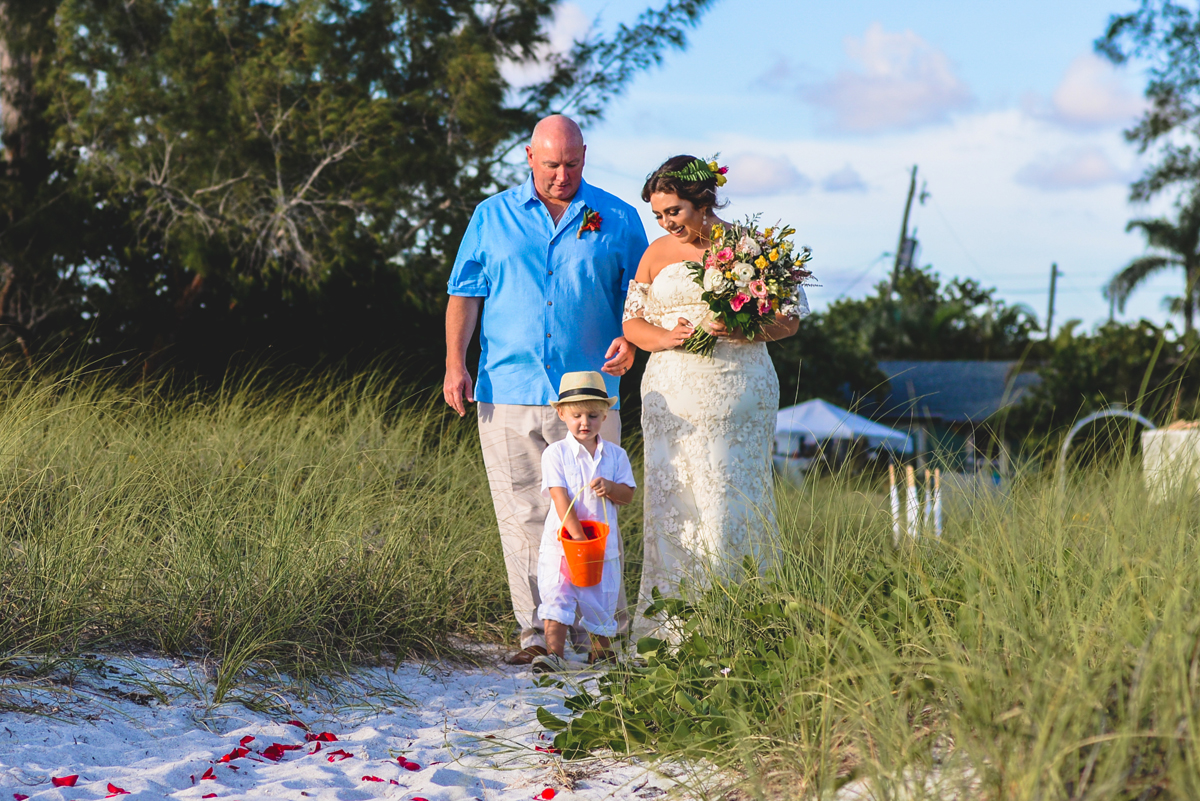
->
<box><xmin>558</xmin><ymin>477</ymin><xmax>611</xmax><ymax>538</ymax></box>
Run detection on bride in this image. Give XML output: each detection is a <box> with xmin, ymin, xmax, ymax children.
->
<box><xmin>622</xmin><ymin>155</ymin><xmax>807</xmax><ymax>639</ymax></box>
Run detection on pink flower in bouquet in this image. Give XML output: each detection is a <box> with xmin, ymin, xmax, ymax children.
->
<box><xmin>748</xmin><ymin>279</ymin><xmax>767</xmax><ymax>298</ymax></box>
<box><xmin>716</xmin><ymin>247</ymin><xmax>734</xmax><ymax>263</ymax></box>
<box><xmin>704</xmin><ymin>252</ymin><xmax>717</xmax><ymax>270</ymax></box>
<box><xmin>759</xmin><ymin>299</ymin><xmax>772</xmax><ymax>314</ymax></box>
<box><xmin>730</xmin><ymin>292</ymin><xmax>751</xmax><ymax>312</ymax></box>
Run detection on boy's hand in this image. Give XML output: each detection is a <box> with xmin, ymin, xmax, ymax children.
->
<box><xmin>590</xmin><ymin>477</ymin><xmax>611</xmax><ymax>498</ymax></box>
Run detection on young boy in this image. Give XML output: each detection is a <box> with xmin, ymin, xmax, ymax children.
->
<box><xmin>533</xmin><ymin>371</ymin><xmax>636</xmax><ymax>674</ymax></box>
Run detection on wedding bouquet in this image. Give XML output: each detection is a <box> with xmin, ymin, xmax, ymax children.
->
<box><xmin>682</xmin><ymin>216</ymin><xmax>814</xmax><ymax>357</ymax></box>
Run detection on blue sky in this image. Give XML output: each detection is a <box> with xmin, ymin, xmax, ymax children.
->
<box><xmin>504</xmin><ymin>0</ymin><xmax>1181</xmax><ymax>332</ymax></box>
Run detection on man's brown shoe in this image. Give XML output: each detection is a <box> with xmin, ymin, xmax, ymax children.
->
<box><xmin>505</xmin><ymin>645</ymin><xmax>548</xmax><ymax>665</ymax></box>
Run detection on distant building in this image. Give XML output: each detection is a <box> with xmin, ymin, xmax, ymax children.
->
<box><xmin>863</xmin><ymin>360</ymin><xmax>1041</xmax><ymax>471</ymax></box>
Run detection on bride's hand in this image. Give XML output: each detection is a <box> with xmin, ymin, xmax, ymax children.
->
<box><xmin>707</xmin><ymin>319</ymin><xmax>746</xmax><ymax>340</ymax></box>
<box><xmin>660</xmin><ymin>317</ymin><xmax>694</xmax><ymax>350</ymax></box>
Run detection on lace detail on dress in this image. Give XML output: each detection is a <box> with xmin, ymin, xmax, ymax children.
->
<box><xmin>634</xmin><ymin>262</ymin><xmax>780</xmax><ymax>642</ymax></box>
<box><xmin>622</xmin><ymin>280</ymin><xmax>650</xmax><ymax>322</ymax></box>
<box><xmin>788</xmin><ymin>286</ymin><xmax>811</xmax><ymax>319</ymax></box>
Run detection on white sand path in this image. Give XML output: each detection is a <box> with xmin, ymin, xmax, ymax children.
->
<box><xmin>0</xmin><ymin>651</ymin><xmax>695</xmax><ymax>801</ymax></box>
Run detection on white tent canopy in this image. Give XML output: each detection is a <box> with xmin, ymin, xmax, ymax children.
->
<box><xmin>775</xmin><ymin>398</ymin><xmax>911</xmax><ymax>453</ymax></box>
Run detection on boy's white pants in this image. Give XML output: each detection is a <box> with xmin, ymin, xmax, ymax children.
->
<box><xmin>537</xmin><ymin>553</ymin><xmax>621</xmax><ymax>638</ymax></box>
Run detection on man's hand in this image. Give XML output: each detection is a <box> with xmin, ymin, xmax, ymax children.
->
<box><xmin>602</xmin><ymin>336</ymin><xmax>636</xmax><ymax>376</ymax></box>
<box><xmin>443</xmin><ymin>365</ymin><xmax>475</xmax><ymax>417</ymax></box>
<box><xmin>444</xmin><ymin>295</ymin><xmax>482</xmax><ymax>417</ymax></box>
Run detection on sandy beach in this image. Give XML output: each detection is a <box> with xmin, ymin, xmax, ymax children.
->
<box><xmin>0</xmin><ymin>650</ymin><xmax>694</xmax><ymax>801</ymax></box>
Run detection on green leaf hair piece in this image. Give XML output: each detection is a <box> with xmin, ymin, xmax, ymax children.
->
<box><xmin>666</xmin><ymin>154</ymin><xmax>721</xmax><ymax>183</ymax></box>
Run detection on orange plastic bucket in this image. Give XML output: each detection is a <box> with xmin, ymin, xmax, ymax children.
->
<box><xmin>558</xmin><ymin>520</ymin><xmax>609</xmax><ymax>587</ymax></box>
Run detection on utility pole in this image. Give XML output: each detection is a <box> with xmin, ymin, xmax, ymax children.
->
<box><xmin>1046</xmin><ymin>263</ymin><xmax>1059</xmax><ymax>339</ymax></box>
<box><xmin>891</xmin><ymin>165</ymin><xmax>918</xmax><ymax>293</ymax></box>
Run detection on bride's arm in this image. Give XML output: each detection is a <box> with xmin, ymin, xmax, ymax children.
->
<box><xmin>708</xmin><ymin>313</ymin><xmax>799</xmax><ymax>341</ymax></box>
<box><xmin>622</xmin><ymin>258</ymin><xmax>695</xmax><ymax>352</ymax></box>
<box><xmin>758</xmin><ymin>314</ymin><xmax>800</xmax><ymax>342</ymax></box>
<box><xmin>624</xmin><ymin>317</ymin><xmax>694</xmax><ymax>352</ymax></box>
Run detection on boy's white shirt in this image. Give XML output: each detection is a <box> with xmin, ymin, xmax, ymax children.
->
<box><xmin>540</xmin><ymin>434</ymin><xmax>636</xmax><ymax>562</ymax></box>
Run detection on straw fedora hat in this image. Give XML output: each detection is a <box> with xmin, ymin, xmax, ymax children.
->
<box><xmin>551</xmin><ymin>371</ymin><xmax>618</xmax><ymax>408</ymax></box>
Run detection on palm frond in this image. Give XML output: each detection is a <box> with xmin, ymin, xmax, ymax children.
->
<box><xmin>1105</xmin><ymin>255</ymin><xmax>1181</xmax><ymax>312</ymax></box>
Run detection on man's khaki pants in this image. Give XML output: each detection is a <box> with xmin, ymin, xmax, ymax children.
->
<box><xmin>478</xmin><ymin>402</ymin><xmax>628</xmax><ymax>650</ymax></box>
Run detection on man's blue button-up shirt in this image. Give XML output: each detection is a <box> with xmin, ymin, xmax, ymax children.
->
<box><xmin>447</xmin><ymin>176</ymin><xmax>649</xmax><ymax>407</ymax></box>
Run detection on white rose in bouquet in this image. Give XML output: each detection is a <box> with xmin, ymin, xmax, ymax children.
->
<box><xmin>703</xmin><ymin>269</ymin><xmax>732</xmax><ymax>293</ymax></box>
<box><xmin>737</xmin><ymin>234</ymin><xmax>761</xmax><ymax>258</ymax></box>
<box><xmin>733</xmin><ymin>262</ymin><xmax>756</xmax><ymax>286</ymax></box>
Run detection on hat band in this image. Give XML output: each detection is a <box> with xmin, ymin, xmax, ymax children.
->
<box><xmin>558</xmin><ymin>387</ymin><xmax>609</xmax><ymax>402</ymax></box>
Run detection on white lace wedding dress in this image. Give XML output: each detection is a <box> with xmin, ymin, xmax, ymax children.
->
<box><xmin>624</xmin><ymin>262</ymin><xmax>800</xmax><ymax>639</ymax></box>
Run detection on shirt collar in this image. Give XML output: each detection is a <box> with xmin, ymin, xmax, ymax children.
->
<box><xmin>516</xmin><ymin>175</ymin><xmax>594</xmax><ymax>213</ymax></box>
<box><xmin>566</xmin><ymin>434</ymin><xmax>605</xmax><ymax>461</ymax></box>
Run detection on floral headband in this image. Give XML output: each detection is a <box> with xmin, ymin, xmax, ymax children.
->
<box><xmin>664</xmin><ymin>155</ymin><xmax>728</xmax><ymax>187</ymax></box>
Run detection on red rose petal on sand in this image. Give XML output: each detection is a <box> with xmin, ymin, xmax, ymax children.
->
<box><xmin>540</xmin><ymin>789</ymin><xmax>557</xmax><ymax>800</ymax></box>
<box><xmin>218</xmin><ymin>747</ymin><xmax>249</xmax><ymax>763</ymax></box>
<box><xmin>361</xmin><ymin>776</ymin><xmax>383</xmax><ymax>782</ymax></box>
<box><xmin>534</xmin><ymin>746</ymin><xmax>559</xmax><ymax>754</ymax></box>
<box><xmin>14</xmin><ymin>794</ymin><xmax>29</xmax><ymax>800</ymax></box>
<box><xmin>397</xmin><ymin>758</ymin><xmax>420</xmax><ymax>771</ymax></box>
<box><xmin>305</xmin><ymin>731</ymin><xmax>337</xmax><ymax>742</ymax></box>
<box><xmin>413</xmin><ymin>798</ymin><xmax>430</xmax><ymax>801</ymax></box>
<box><xmin>106</xmin><ymin>783</ymin><xmax>129</xmax><ymax>797</ymax></box>
<box><xmin>239</xmin><ymin>735</ymin><xmax>255</xmax><ymax>747</ymax></box>
<box><xmin>325</xmin><ymin>748</ymin><xmax>353</xmax><ymax>762</ymax></box>
<box><xmin>200</xmin><ymin>767</ymin><xmax>216</xmax><ymax>781</ymax></box>
<box><xmin>285</xmin><ymin>719</ymin><xmax>308</xmax><ymax>729</ymax></box>
<box><xmin>261</xmin><ymin>743</ymin><xmax>300</xmax><ymax>762</ymax></box>
<box><xmin>203</xmin><ymin>795</ymin><xmax>218</xmax><ymax>799</ymax></box>
<box><xmin>50</xmin><ymin>776</ymin><xmax>77</xmax><ymax>788</ymax></box>
<box><xmin>389</xmin><ymin>780</ymin><xmax>400</xmax><ymax>786</ymax></box>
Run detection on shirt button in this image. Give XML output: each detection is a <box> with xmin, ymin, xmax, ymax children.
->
<box><xmin>546</xmin><ymin>333</ymin><xmax>552</xmax><ymax>338</ymax></box>
<box><xmin>548</xmin><ymin>270</ymin><xmax>553</xmax><ymax>275</ymax></box>
<box><xmin>547</xmin><ymin>301</ymin><xmax>553</xmax><ymax>306</ymax></box>
<box><xmin>545</xmin><ymin>364</ymin><xmax>551</xmax><ymax>369</ymax></box>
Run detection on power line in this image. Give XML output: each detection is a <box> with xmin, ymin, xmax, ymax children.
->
<box><xmin>928</xmin><ymin>195</ymin><xmax>990</xmax><ymax>279</ymax></box>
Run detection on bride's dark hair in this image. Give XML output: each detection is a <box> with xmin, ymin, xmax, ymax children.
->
<box><xmin>641</xmin><ymin>155</ymin><xmax>728</xmax><ymax>211</ymax></box>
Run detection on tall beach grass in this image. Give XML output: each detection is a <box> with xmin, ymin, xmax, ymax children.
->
<box><xmin>3</xmin><ymin>362</ymin><xmax>1198</xmax><ymax>798</ymax></box>
<box><xmin>0</xmin><ymin>365</ymin><xmax>515</xmax><ymax>696</ymax></box>
<box><xmin>545</xmin><ymin>456</ymin><xmax>1200</xmax><ymax>799</ymax></box>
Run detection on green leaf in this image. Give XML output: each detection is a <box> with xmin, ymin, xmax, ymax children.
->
<box><xmin>536</xmin><ymin>706</ymin><xmax>567</xmax><ymax>731</ymax></box>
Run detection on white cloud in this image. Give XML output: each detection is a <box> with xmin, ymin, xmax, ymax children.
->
<box><xmin>724</xmin><ymin>153</ymin><xmax>811</xmax><ymax>196</ymax></box>
<box><xmin>1014</xmin><ymin>146</ymin><xmax>1130</xmax><ymax>191</ymax></box>
<box><xmin>498</xmin><ymin>4</ymin><xmax>590</xmax><ymax>88</ymax></box>
<box><xmin>822</xmin><ymin>164</ymin><xmax>867</xmax><ymax>193</ymax></box>
<box><xmin>1026</xmin><ymin>53</ymin><xmax>1146</xmax><ymax>130</ymax></box>
<box><xmin>804</xmin><ymin>23</ymin><xmax>973</xmax><ymax>134</ymax></box>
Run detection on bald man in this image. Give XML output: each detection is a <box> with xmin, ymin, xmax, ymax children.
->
<box><xmin>445</xmin><ymin>115</ymin><xmax>649</xmax><ymax>664</ymax></box>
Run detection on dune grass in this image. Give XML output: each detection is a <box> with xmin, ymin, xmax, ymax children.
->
<box><xmin>541</xmin><ymin>458</ymin><xmax>1200</xmax><ymax>799</ymax></box>
<box><xmin>0</xmin><ymin>365</ymin><xmax>516</xmax><ymax>698</ymax></box>
<box><xmin>3</xmin><ymin>364</ymin><xmax>1197</xmax><ymax>798</ymax></box>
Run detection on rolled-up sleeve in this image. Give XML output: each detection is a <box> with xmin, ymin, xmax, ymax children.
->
<box><xmin>541</xmin><ymin>445</ymin><xmax>570</xmax><ymax>498</ymax></box>
<box><xmin>447</xmin><ymin>209</ymin><xmax>489</xmax><ymax>297</ymax></box>
<box><xmin>613</xmin><ymin>450</ymin><xmax>636</xmax><ymax>490</ymax></box>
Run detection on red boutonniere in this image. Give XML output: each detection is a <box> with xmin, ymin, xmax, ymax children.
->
<box><xmin>577</xmin><ymin>207</ymin><xmax>602</xmax><ymax>238</ymax></box>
